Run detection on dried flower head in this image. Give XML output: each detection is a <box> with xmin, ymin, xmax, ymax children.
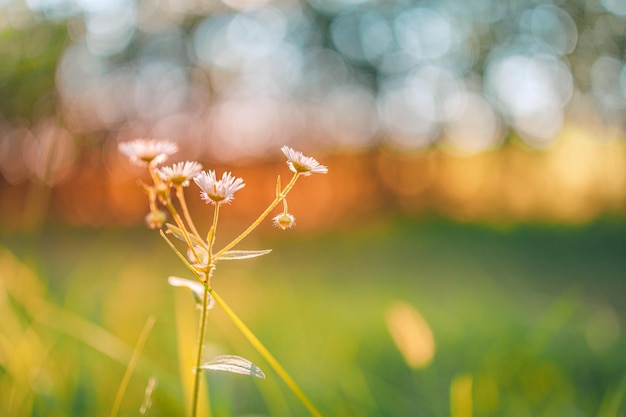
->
<box><xmin>194</xmin><ymin>170</ymin><xmax>245</xmax><ymax>205</ymax></box>
<box><xmin>157</xmin><ymin>161</ymin><xmax>203</xmax><ymax>187</ymax></box>
<box><xmin>119</xmin><ymin>139</ymin><xmax>178</xmax><ymax>166</ymax></box>
<box><xmin>273</xmin><ymin>212</ymin><xmax>296</xmax><ymax>230</ymax></box>
<box><xmin>281</xmin><ymin>146</ymin><xmax>328</xmax><ymax>176</ymax></box>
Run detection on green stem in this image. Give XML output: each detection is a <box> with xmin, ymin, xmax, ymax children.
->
<box><xmin>164</xmin><ymin>199</ymin><xmax>202</xmax><ymax>264</ymax></box>
<box><xmin>159</xmin><ymin>230</ymin><xmax>203</xmax><ymax>281</ymax></box>
<box><xmin>191</xmin><ymin>203</ymin><xmax>220</xmax><ymax>417</ymax></box>
<box><xmin>191</xmin><ymin>276</ymin><xmax>211</xmax><ymax>417</ymax></box>
<box><xmin>149</xmin><ymin>164</ymin><xmax>201</xmax><ymax>263</ymax></box>
<box><xmin>208</xmin><ymin>287</ymin><xmax>324</xmax><ymax>417</ymax></box>
<box><xmin>207</xmin><ymin>203</ymin><xmax>220</xmax><ymax>257</ymax></box>
<box><xmin>214</xmin><ymin>173</ymin><xmax>300</xmax><ymax>259</ymax></box>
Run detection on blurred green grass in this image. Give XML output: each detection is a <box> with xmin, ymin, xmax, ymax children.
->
<box><xmin>1</xmin><ymin>218</ymin><xmax>626</xmax><ymax>417</ymax></box>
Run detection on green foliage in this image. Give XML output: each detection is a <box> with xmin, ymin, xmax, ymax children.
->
<box><xmin>1</xmin><ymin>219</ymin><xmax>626</xmax><ymax>416</ymax></box>
<box><xmin>0</xmin><ymin>23</ymin><xmax>69</xmax><ymax>121</ymax></box>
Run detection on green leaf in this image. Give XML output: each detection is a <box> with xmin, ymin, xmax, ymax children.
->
<box><xmin>167</xmin><ymin>276</ymin><xmax>214</xmax><ymax>310</ymax></box>
<box><xmin>165</xmin><ymin>224</ymin><xmax>206</xmax><ymax>248</ymax></box>
<box><xmin>187</xmin><ymin>245</ymin><xmax>209</xmax><ymax>267</ymax></box>
<box><xmin>200</xmin><ymin>355</ymin><xmax>266</xmax><ymax>379</ymax></box>
<box><xmin>218</xmin><ymin>249</ymin><xmax>272</xmax><ymax>261</ymax></box>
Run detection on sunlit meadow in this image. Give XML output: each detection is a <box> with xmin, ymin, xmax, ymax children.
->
<box><xmin>3</xmin><ymin>214</ymin><xmax>626</xmax><ymax>416</ymax></box>
<box><xmin>3</xmin><ymin>0</ymin><xmax>626</xmax><ymax>416</ymax></box>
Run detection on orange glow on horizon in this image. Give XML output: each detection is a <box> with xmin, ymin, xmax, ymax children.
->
<box><xmin>1</xmin><ymin>126</ymin><xmax>625</xmax><ymax>232</ymax></box>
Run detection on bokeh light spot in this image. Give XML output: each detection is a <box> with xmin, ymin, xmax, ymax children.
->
<box><xmin>394</xmin><ymin>7</ymin><xmax>454</xmax><ymax>62</ymax></box>
<box><xmin>386</xmin><ymin>301</ymin><xmax>435</xmax><ymax>369</ymax></box>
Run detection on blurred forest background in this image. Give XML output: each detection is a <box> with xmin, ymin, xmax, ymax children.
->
<box><xmin>1</xmin><ymin>0</ymin><xmax>626</xmax><ymax>228</ymax></box>
<box><xmin>2</xmin><ymin>0</ymin><xmax>626</xmax><ymax>416</ymax></box>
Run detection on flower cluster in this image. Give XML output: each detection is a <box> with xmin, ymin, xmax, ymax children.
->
<box><xmin>117</xmin><ymin>139</ymin><xmax>328</xmax><ymax>417</ymax></box>
<box><xmin>118</xmin><ymin>140</ymin><xmax>327</xmax><ymax>230</ymax></box>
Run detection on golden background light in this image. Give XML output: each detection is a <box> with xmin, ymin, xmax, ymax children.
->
<box><xmin>385</xmin><ymin>301</ymin><xmax>436</xmax><ymax>369</ymax></box>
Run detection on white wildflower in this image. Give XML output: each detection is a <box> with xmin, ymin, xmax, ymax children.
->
<box><xmin>281</xmin><ymin>146</ymin><xmax>328</xmax><ymax>176</ymax></box>
<box><xmin>194</xmin><ymin>170</ymin><xmax>245</xmax><ymax>205</ymax></box>
<box><xmin>157</xmin><ymin>161</ymin><xmax>203</xmax><ymax>187</ymax></box>
<box><xmin>118</xmin><ymin>139</ymin><xmax>178</xmax><ymax>166</ymax></box>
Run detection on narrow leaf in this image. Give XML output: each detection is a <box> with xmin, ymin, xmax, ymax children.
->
<box><xmin>218</xmin><ymin>249</ymin><xmax>272</xmax><ymax>261</ymax></box>
<box><xmin>165</xmin><ymin>223</ymin><xmax>206</xmax><ymax>248</ymax></box>
<box><xmin>276</xmin><ymin>175</ymin><xmax>281</xmax><ymax>197</ymax></box>
<box><xmin>167</xmin><ymin>276</ymin><xmax>214</xmax><ymax>310</ymax></box>
<box><xmin>201</xmin><ymin>355</ymin><xmax>266</xmax><ymax>379</ymax></box>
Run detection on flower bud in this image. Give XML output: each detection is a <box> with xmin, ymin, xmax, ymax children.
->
<box><xmin>155</xmin><ymin>183</ymin><xmax>169</xmax><ymax>195</ymax></box>
<box><xmin>145</xmin><ymin>210</ymin><xmax>167</xmax><ymax>229</ymax></box>
<box><xmin>272</xmin><ymin>213</ymin><xmax>296</xmax><ymax>230</ymax></box>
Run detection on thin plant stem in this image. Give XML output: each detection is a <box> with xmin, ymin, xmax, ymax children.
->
<box><xmin>207</xmin><ymin>203</ymin><xmax>220</xmax><ymax>257</ymax></box>
<box><xmin>148</xmin><ymin>164</ymin><xmax>201</xmax><ymax>263</ymax></box>
<box><xmin>163</xmin><ymin>199</ymin><xmax>202</xmax><ymax>264</ymax></box>
<box><xmin>191</xmin><ymin>203</ymin><xmax>220</xmax><ymax>417</ymax></box>
<box><xmin>190</xmin><ymin>276</ymin><xmax>211</xmax><ymax>417</ymax></box>
<box><xmin>159</xmin><ymin>230</ymin><xmax>203</xmax><ymax>281</ymax></box>
<box><xmin>208</xmin><ymin>287</ymin><xmax>324</xmax><ymax>417</ymax></box>
<box><xmin>110</xmin><ymin>316</ymin><xmax>156</xmax><ymax>417</ymax></box>
<box><xmin>147</xmin><ymin>189</ymin><xmax>158</xmax><ymax>214</ymax></box>
<box><xmin>214</xmin><ymin>173</ymin><xmax>300</xmax><ymax>259</ymax></box>
<box><xmin>176</xmin><ymin>185</ymin><xmax>202</xmax><ymax>240</ymax></box>
<box><xmin>147</xmin><ymin>164</ymin><xmax>161</xmax><ymax>186</ymax></box>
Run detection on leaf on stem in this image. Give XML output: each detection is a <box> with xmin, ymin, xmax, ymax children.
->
<box><xmin>187</xmin><ymin>245</ymin><xmax>209</xmax><ymax>267</ymax></box>
<box><xmin>165</xmin><ymin>223</ymin><xmax>206</xmax><ymax>248</ymax></box>
<box><xmin>167</xmin><ymin>276</ymin><xmax>214</xmax><ymax>310</ymax></box>
<box><xmin>200</xmin><ymin>355</ymin><xmax>266</xmax><ymax>379</ymax></box>
<box><xmin>276</xmin><ymin>175</ymin><xmax>282</xmax><ymax>197</ymax></box>
<box><xmin>217</xmin><ymin>249</ymin><xmax>272</xmax><ymax>261</ymax></box>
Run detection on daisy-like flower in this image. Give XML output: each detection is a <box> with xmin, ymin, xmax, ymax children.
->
<box><xmin>273</xmin><ymin>212</ymin><xmax>296</xmax><ymax>230</ymax></box>
<box><xmin>118</xmin><ymin>139</ymin><xmax>178</xmax><ymax>166</ymax></box>
<box><xmin>194</xmin><ymin>170</ymin><xmax>245</xmax><ymax>205</ymax></box>
<box><xmin>157</xmin><ymin>161</ymin><xmax>203</xmax><ymax>187</ymax></box>
<box><xmin>281</xmin><ymin>146</ymin><xmax>328</xmax><ymax>176</ymax></box>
